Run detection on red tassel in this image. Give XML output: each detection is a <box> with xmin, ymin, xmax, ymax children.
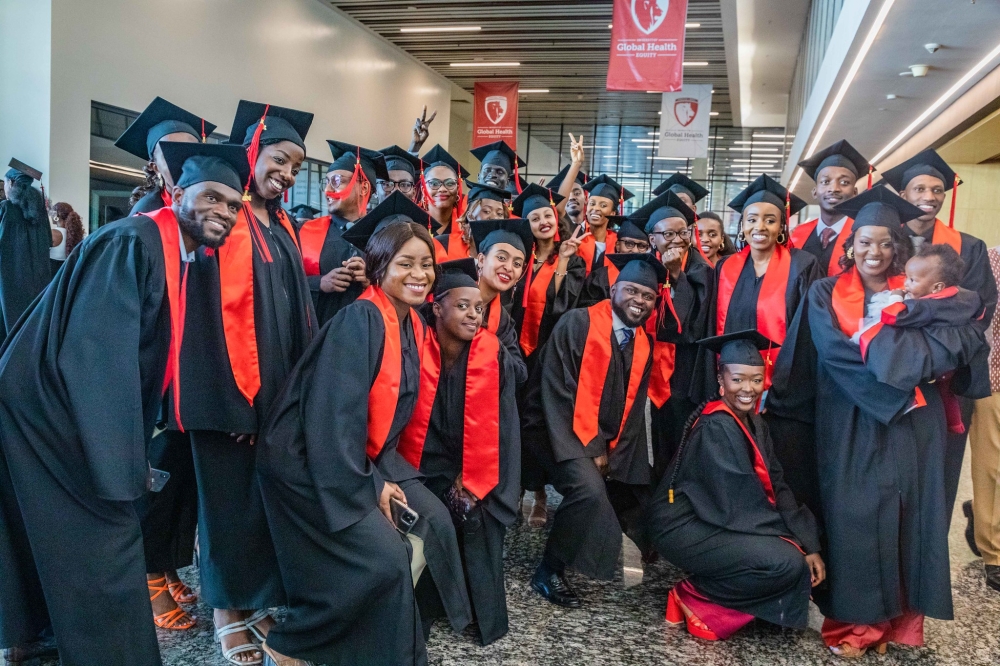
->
<box><xmin>949</xmin><ymin>173</ymin><xmax>959</xmax><ymax>228</ymax></box>
<box><xmin>549</xmin><ymin>188</ymin><xmax>561</xmax><ymax>242</ymax></box>
<box><xmin>521</xmin><ymin>249</ymin><xmax>535</xmax><ymax>307</ymax></box>
<box><xmin>513</xmin><ymin>161</ymin><xmax>523</xmax><ymax>194</ymax></box>
<box><xmin>867</xmin><ymin>164</ymin><xmax>873</xmax><ymax>190</ymax></box>
<box><xmin>619</xmin><ymin>192</ymin><xmax>624</xmax><ymax>215</ymax></box>
<box><xmin>242</xmin><ymin>104</ymin><xmax>274</xmax><ymax>263</ymax></box>
<box><xmin>201</xmin><ymin>118</ymin><xmax>207</xmax><ymax>143</ymax></box>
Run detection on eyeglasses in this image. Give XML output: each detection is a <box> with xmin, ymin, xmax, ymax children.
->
<box><xmin>426</xmin><ymin>178</ymin><xmax>458</xmax><ymax>192</ymax></box>
<box><xmin>378</xmin><ymin>179</ymin><xmax>415</xmax><ymax>194</ymax></box>
<box><xmin>326</xmin><ymin>174</ymin><xmax>352</xmax><ymax>191</ymax></box>
<box><xmin>650</xmin><ymin>228</ymin><xmax>691</xmax><ymax>242</ymax></box>
<box><xmin>618</xmin><ymin>239</ymin><xmax>651</xmax><ymax>252</ymax></box>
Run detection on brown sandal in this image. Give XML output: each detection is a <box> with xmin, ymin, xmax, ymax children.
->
<box><xmin>148</xmin><ymin>576</ymin><xmax>197</xmax><ymax>631</ymax></box>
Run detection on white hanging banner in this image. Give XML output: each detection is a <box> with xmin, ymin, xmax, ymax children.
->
<box><xmin>658</xmin><ymin>84</ymin><xmax>713</xmax><ymax>159</ymax></box>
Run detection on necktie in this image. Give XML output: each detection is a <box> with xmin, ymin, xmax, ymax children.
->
<box><xmin>820</xmin><ymin>226</ymin><xmax>837</xmax><ymax>249</ymax></box>
<box><xmin>619</xmin><ymin>328</ymin><xmax>634</xmax><ymax>351</ymax></box>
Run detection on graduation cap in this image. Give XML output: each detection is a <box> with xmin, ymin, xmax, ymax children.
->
<box><xmin>342</xmin><ymin>191</ymin><xmax>432</xmax><ymax>252</ymax></box>
<box><xmin>606</xmin><ymin>253</ymin><xmax>667</xmax><ymax>292</ymax></box>
<box><xmin>228</xmin><ymin>100</ymin><xmax>313</xmax><ymax>151</ymax></box>
<box><xmin>470</xmin><ymin>218</ymin><xmax>534</xmax><ymax>257</ymax></box>
<box><xmin>379</xmin><ymin>145</ymin><xmax>422</xmax><ymax>178</ymax></box>
<box><xmin>420</xmin><ymin>144</ymin><xmax>471</xmax><ymax>179</ymax></box>
<box><xmin>652</xmin><ymin>173</ymin><xmax>708</xmax><ymax>204</ymax></box>
<box><xmin>327</xmin><ymin>141</ymin><xmax>389</xmax><ymax>184</ymax></box>
<box><xmin>583</xmin><ymin>174</ymin><xmax>634</xmax><ymax>205</ymax></box>
<box><xmin>697</xmin><ymin>329</ymin><xmax>779</xmax><ymax>368</ymax></box>
<box><xmin>615</xmin><ymin>218</ymin><xmax>649</xmax><ymax>242</ymax></box>
<box><xmin>797</xmin><ymin>139</ymin><xmax>872</xmax><ymax>184</ymax></box>
<box><xmin>511</xmin><ymin>183</ymin><xmax>564</xmax><ymax>218</ymax></box>
<box><xmin>114</xmin><ymin>97</ymin><xmax>216</xmax><ymax>161</ymax></box>
<box><xmin>465</xmin><ymin>179</ymin><xmax>511</xmax><ymax>204</ymax></box>
<box><xmin>546</xmin><ymin>164</ymin><xmax>587</xmax><ymax>190</ymax></box>
<box><xmin>506</xmin><ymin>174</ymin><xmax>529</xmax><ymax>196</ymax></box>
<box><xmin>434</xmin><ymin>257</ymin><xmax>480</xmax><ymax>296</ymax></box>
<box><xmin>728</xmin><ymin>174</ymin><xmax>807</xmax><ymax>221</ymax></box>
<box><xmin>833</xmin><ymin>184</ymin><xmax>925</xmax><ymax>232</ymax></box>
<box><xmin>470</xmin><ymin>140</ymin><xmax>526</xmax><ymax>175</ymax></box>
<box><xmin>6</xmin><ymin>158</ymin><xmax>42</xmax><ymax>182</ymax></box>
<box><xmin>880</xmin><ymin>148</ymin><xmax>958</xmax><ymax>193</ymax></box>
<box><xmin>159</xmin><ymin>141</ymin><xmax>250</xmax><ymax>194</ymax></box>
<box><xmin>629</xmin><ymin>191</ymin><xmax>695</xmax><ymax>233</ymax></box>
<box><xmin>289</xmin><ymin>203</ymin><xmax>320</xmax><ymax>220</ymax></box>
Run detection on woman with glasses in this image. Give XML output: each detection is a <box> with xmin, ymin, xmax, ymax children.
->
<box><xmin>420</xmin><ymin>145</ymin><xmax>472</xmax><ymax>262</ymax></box>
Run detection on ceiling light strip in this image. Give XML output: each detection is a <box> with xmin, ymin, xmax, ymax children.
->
<box><xmin>401</xmin><ymin>26</ymin><xmax>481</xmax><ymax>33</ymax></box>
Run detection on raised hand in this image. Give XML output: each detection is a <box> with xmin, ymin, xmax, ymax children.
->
<box><xmin>409</xmin><ymin>106</ymin><xmax>438</xmax><ymax>152</ymax></box>
<box><xmin>569</xmin><ymin>133</ymin><xmax>585</xmax><ymax>167</ymax></box>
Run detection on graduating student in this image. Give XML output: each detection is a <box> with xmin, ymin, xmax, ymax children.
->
<box><xmin>650</xmin><ymin>330</ymin><xmax>824</xmax><ymax>641</ymax></box>
<box><xmin>463</xmin><ymin>180</ymin><xmax>510</xmax><ymax>223</ymax></box>
<box><xmin>0</xmin><ymin>142</ymin><xmax>246</xmax><ymax>666</ymax></box>
<box><xmin>299</xmin><ymin>141</ymin><xmax>388</xmax><ymax>326</ymax></box>
<box><xmin>0</xmin><ymin>160</ymin><xmax>51</xmax><ymax>344</ymax></box>
<box><xmin>881</xmin><ymin>148</ymin><xmax>997</xmax><ymax>515</ymax></box>
<box><xmin>378</xmin><ymin>145</ymin><xmax>422</xmax><ymax>203</ymax></box>
<box><xmin>288</xmin><ymin>204</ymin><xmax>320</xmax><ymax>227</ymax></box>
<box><xmin>257</xmin><ymin>201</ymin><xmax>462</xmax><ymax>666</ymax></box>
<box><xmin>652</xmin><ymin>172</ymin><xmax>709</xmax><ymax>213</ymax></box>
<box><xmin>421</xmin><ymin>144</ymin><xmax>471</xmax><ymax>259</ymax></box>
<box><xmin>177</xmin><ymin>100</ymin><xmax>317</xmax><ymax>664</ymax></box>
<box><xmin>470</xmin><ymin>140</ymin><xmax>525</xmax><ymax>193</ymax></box>
<box><xmin>696</xmin><ymin>211</ymin><xmax>736</xmax><ymax>266</ymax></box>
<box><xmin>398</xmin><ymin>261</ymin><xmax>521</xmax><ymax>645</ymax></box>
<box><xmin>115</xmin><ymin>96</ymin><xmax>217</xmax><ymax>216</ymax></box>
<box><xmin>547</xmin><ymin>162</ymin><xmax>588</xmax><ymax>238</ymax></box>
<box><xmin>791</xmin><ymin>140</ymin><xmax>872</xmax><ymax>276</ymax></box>
<box><xmin>577</xmin><ymin>217</ymin><xmax>650</xmax><ymax>308</ymax></box>
<box><xmin>523</xmin><ymin>255</ymin><xmax>662</xmax><ymax>607</ymax></box>
<box><xmin>578</xmin><ymin>175</ymin><xmax>634</xmax><ymax>274</ymax></box>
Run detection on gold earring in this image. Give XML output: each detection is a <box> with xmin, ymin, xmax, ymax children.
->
<box><xmin>777</xmin><ymin>232</ymin><xmax>787</xmax><ymax>245</ymax></box>
<box><xmin>846</xmin><ymin>247</ymin><xmax>855</xmax><ymax>259</ymax></box>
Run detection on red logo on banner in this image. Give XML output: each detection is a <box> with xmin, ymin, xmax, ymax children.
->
<box><xmin>473</xmin><ymin>82</ymin><xmax>518</xmax><ymax>149</ymax></box>
<box><xmin>674</xmin><ymin>97</ymin><xmax>698</xmax><ymax>126</ymax></box>
<box><xmin>607</xmin><ymin>0</ymin><xmax>688</xmax><ymax>92</ymax></box>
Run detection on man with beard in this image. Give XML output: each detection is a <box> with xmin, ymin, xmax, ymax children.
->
<box><xmin>522</xmin><ymin>254</ymin><xmax>663</xmax><ymax>607</ymax></box>
<box><xmin>0</xmin><ymin>142</ymin><xmax>246</xmax><ymax>666</ymax></box>
<box><xmin>791</xmin><ymin>140</ymin><xmax>871</xmax><ymax>276</ymax></box>
<box><xmin>471</xmin><ymin>140</ymin><xmax>525</xmax><ymax>193</ymax></box>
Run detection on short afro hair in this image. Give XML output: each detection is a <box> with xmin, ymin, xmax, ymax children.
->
<box><xmin>914</xmin><ymin>243</ymin><xmax>964</xmax><ymax>288</ymax></box>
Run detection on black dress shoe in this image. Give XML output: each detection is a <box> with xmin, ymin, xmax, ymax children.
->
<box><xmin>986</xmin><ymin>565</ymin><xmax>1000</xmax><ymax>593</ymax></box>
<box><xmin>964</xmin><ymin>501</ymin><xmax>982</xmax><ymax>557</ymax></box>
<box><xmin>1</xmin><ymin>636</ymin><xmax>59</xmax><ymax>664</ymax></box>
<box><xmin>531</xmin><ymin>565</ymin><xmax>582</xmax><ymax>608</ymax></box>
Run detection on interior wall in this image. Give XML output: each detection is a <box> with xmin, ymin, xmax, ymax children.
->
<box><xmin>945</xmin><ymin>163</ymin><xmax>1000</xmax><ymax>249</ymax></box>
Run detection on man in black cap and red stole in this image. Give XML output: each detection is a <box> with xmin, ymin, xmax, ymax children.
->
<box><xmin>471</xmin><ymin>140</ymin><xmax>525</xmax><ymax>193</ymax></box>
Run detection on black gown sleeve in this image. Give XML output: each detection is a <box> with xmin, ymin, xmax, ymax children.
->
<box><xmin>552</xmin><ymin>254</ymin><xmax>587</xmax><ymax>314</ymax></box>
<box><xmin>482</xmin><ymin>343</ymin><xmax>523</xmax><ymax>526</ymax></box>
<box><xmin>755</xmin><ymin>417</ymin><xmax>821</xmax><ymax>554</ymax></box>
<box><xmin>538</xmin><ymin>309</ymin><xmax>594</xmax><ymax>460</ymax></box>
<box><xmin>497</xmin><ymin>309</ymin><xmax>527</xmax><ymax>385</ymax></box>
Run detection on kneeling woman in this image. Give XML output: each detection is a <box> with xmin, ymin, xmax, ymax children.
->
<box><xmin>399</xmin><ymin>262</ymin><xmax>521</xmax><ymax>645</ymax></box>
<box><xmin>648</xmin><ymin>330</ymin><xmax>825</xmax><ymax>641</ymax></box>
<box><xmin>257</xmin><ymin>195</ymin><xmax>470</xmax><ymax>665</ymax></box>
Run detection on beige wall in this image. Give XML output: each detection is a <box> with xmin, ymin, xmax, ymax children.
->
<box><xmin>945</xmin><ymin>163</ymin><xmax>1000</xmax><ymax>249</ymax></box>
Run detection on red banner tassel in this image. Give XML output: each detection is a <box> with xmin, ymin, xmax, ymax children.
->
<box><xmin>513</xmin><ymin>161</ymin><xmax>524</xmax><ymax>194</ymax></box>
<box><xmin>949</xmin><ymin>173</ymin><xmax>959</xmax><ymax>228</ymax></box>
<box><xmin>867</xmin><ymin>164</ymin><xmax>873</xmax><ymax>189</ymax></box>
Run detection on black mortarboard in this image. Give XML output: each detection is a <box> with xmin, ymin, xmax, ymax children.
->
<box><xmin>159</xmin><ymin>141</ymin><xmax>250</xmax><ymax>194</ymax></box>
<box><xmin>797</xmin><ymin>139</ymin><xmax>871</xmax><ymax>182</ymax></box>
<box><xmin>698</xmin><ymin>329</ymin><xmax>779</xmax><ymax>367</ymax></box>
<box><xmin>465</xmin><ymin>179</ymin><xmax>511</xmax><ymax>204</ymax></box>
<box><xmin>470</xmin><ymin>140</ymin><xmax>526</xmax><ymax>174</ymax></box>
<box><xmin>327</xmin><ymin>141</ymin><xmax>389</xmax><ymax>184</ymax></box>
<box><xmin>880</xmin><ymin>148</ymin><xmax>958</xmax><ymax>192</ymax></box>
<box><xmin>114</xmin><ymin>97</ymin><xmax>216</xmax><ymax>161</ymax></box>
<box><xmin>342</xmin><ymin>191</ymin><xmax>433</xmax><ymax>252</ymax></box>
<box><xmin>6</xmin><ymin>158</ymin><xmax>42</xmax><ymax>182</ymax></box>
<box><xmin>512</xmin><ymin>183</ymin><xmax>564</xmax><ymax>218</ymax></box>
<box><xmin>833</xmin><ymin>184</ymin><xmax>925</xmax><ymax>232</ymax></box>
<box><xmin>546</xmin><ymin>165</ymin><xmax>587</xmax><ymax>190</ymax></box>
<box><xmin>629</xmin><ymin>191</ymin><xmax>695</xmax><ymax>233</ymax></box>
<box><xmin>652</xmin><ymin>173</ymin><xmax>709</xmax><ymax>203</ymax></box>
<box><xmin>506</xmin><ymin>175</ymin><xmax>530</xmax><ymax>196</ymax></box>
<box><xmin>289</xmin><ymin>204</ymin><xmax>321</xmax><ymax>219</ymax></box>
<box><xmin>607</xmin><ymin>253</ymin><xmax>667</xmax><ymax>291</ymax></box>
<box><xmin>229</xmin><ymin>100</ymin><xmax>313</xmax><ymax>152</ymax></box>
<box><xmin>583</xmin><ymin>174</ymin><xmax>634</xmax><ymax>203</ymax></box>
<box><xmin>421</xmin><ymin>145</ymin><xmax>471</xmax><ymax>179</ymax></box>
<box><xmin>470</xmin><ymin>218</ymin><xmax>534</xmax><ymax>257</ymax></box>
<box><xmin>434</xmin><ymin>258</ymin><xmax>480</xmax><ymax>296</ymax></box>
<box><xmin>615</xmin><ymin>218</ymin><xmax>649</xmax><ymax>241</ymax></box>
<box><xmin>728</xmin><ymin>174</ymin><xmax>807</xmax><ymax>220</ymax></box>
<box><xmin>379</xmin><ymin>145</ymin><xmax>421</xmax><ymax>178</ymax></box>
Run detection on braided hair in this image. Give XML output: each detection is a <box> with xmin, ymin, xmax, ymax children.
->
<box><xmin>664</xmin><ymin>399</ymin><xmax>713</xmax><ymax>503</ymax></box>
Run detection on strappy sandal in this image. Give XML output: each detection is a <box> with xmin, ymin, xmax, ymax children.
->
<box><xmin>829</xmin><ymin>643</ymin><xmax>867</xmax><ymax>658</ymax></box>
<box><xmin>245</xmin><ymin>609</ymin><xmax>275</xmax><ymax>642</ymax></box>
<box><xmin>147</xmin><ymin>576</ymin><xmax>196</xmax><ymax>631</ymax></box>
<box><xmin>216</xmin><ymin>621</ymin><xmax>263</xmax><ymax>665</ymax></box>
<box><xmin>665</xmin><ymin>587</ymin><xmax>719</xmax><ymax>640</ymax></box>
<box><xmin>168</xmin><ymin>579</ymin><xmax>198</xmax><ymax>604</ymax></box>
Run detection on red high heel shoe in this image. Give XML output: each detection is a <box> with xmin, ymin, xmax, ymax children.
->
<box><xmin>666</xmin><ymin>588</ymin><xmax>685</xmax><ymax>625</ymax></box>
<box><xmin>665</xmin><ymin>587</ymin><xmax>720</xmax><ymax>641</ymax></box>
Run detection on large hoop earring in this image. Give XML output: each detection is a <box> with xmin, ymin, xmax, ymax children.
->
<box><xmin>846</xmin><ymin>247</ymin><xmax>855</xmax><ymax>259</ymax></box>
<box><xmin>777</xmin><ymin>232</ymin><xmax>787</xmax><ymax>245</ymax></box>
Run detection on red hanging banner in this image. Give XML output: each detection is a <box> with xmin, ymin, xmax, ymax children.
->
<box><xmin>473</xmin><ymin>81</ymin><xmax>519</xmax><ymax>149</ymax></box>
<box><xmin>607</xmin><ymin>0</ymin><xmax>688</xmax><ymax>92</ymax></box>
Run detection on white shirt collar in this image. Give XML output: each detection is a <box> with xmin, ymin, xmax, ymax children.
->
<box><xmin>178</xmin><ymin>226</ymin><xmax>196</xmax><ymax>263</ymax></box>
<box><xmin>816</xmin><ymin>215</ymin><xmax>848</xmax><ymax>235</ymax></box>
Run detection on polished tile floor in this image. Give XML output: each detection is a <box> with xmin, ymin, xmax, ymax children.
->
<box><xmin>14</xmin><ymin>449</ymin><xmax>1000</xmax><ymax>665</ymax></box>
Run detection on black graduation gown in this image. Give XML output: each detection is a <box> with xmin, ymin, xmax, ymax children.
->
<box><xmin>128</xmin><ymin>188</ymin><xmax>168</xmax><ymax>217</ymax></box>
<box><xmin>577</xmin><ymin>262</ymin><xmax>612</xmax><ymax>308</ymax></box>
<box><xmin>0</xmin><ymin>200</ymin><xmax>52</xmax><ymax>345</ymax></box>
<box><xmin>417</xmin><ymin>341</ymin><xmax>521</xmax><ymax>645</ymax></box>
<box><xmin>257</xmin><ymin>300</ymin><xmax>429</xmax><ymax>665</ymax></box>
<box><xmin>484</xmin><ymin>298</ymin><xmax>527</xmax><ymax>385</ymax></box>
<box><xmin>0</xmin><ymin>214</ymin><xmax>171</xmax><ymax>665</ymax></box>
<box><xmin>806</xmin><ymin>277</ymin><xmax>985</xmax><ymax>624</ymax></box>
<box><xmin>648</xmin><ymin>411</ymin><xmax>819</xmax><ymax>628</ymax></box>
<box><xmin>308</xmin><ymin>214</ymin><xmax>365</xmax><ymax>326</ymax></box>
<box><xmin>799</xmin><ymin>224</ymin><xmax>840</xmax><ymax>271</ymax></box>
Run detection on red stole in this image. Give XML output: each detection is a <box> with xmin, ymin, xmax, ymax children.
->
<box><xmin>577</xmin><ymin>229</ymin><xmax>618</xmax><ymax>275</ymax></box>
<box><xmin>484</xmin><ymin>295</ymin><xmax>502</xmax><ymax>334</ymax></box>
<box><xmin>432</xmin><ymin>237</ymin><xmax>447</xmax><ymax>260</ymax></box>
<box><xmin>572</xmin><ymin>301</ymin><xmax>651</xmax><ymax>451</ymax></box>
<box><xmin>931</xmin><ymin>219</ymin><xmax>963</xmax><ymax>254</ymax></box>
<box><xmin>358</xmin><ymin>286</ymin><xmax>425</xmax><ymax>460</ymax></box>
<box><xmin>716</xmin><ymin>245</ymin><xmax>792</xmax><ymax>385</ymax></box>
<box><xmin>519</xmin><ymin>258</ymin><xmax>557</xmax><ymax>356</ymax></box>
<box><xmin>790</xmin><ymin>218</ymin><xmax>853</xmax><ymax>276</ymax></box>
<box><xmin>397</xmin><ymin>329</ymin><xmax>502</xmax><ymax>499</ymax></box>
<box><xmin>147</xmin><ymin>207</ymin><xmax>188</xmax><ymax>430</ymax></box>
<box><xmin>160</xmin><ymin>189</ymin><xmax>173</xmax><ymax>208</ymax></box>
<box><xmin>700</xmin><ymin>400</ymin><xmax>776</xmax><ymax>506</ymax></box>
<box><xmin>298</xmin><ymin>215</ymin><xmax>332</xmax><ymax>277</ymax></box>
<box><xmin>217</xmin><ymin>207</ymin><xmax>302</xmax><ymax>404</ymax></box>
<box><xmin>830</xmin><ymin>267</ymin><xmax>906</xmax><ymax>357</ymax></box>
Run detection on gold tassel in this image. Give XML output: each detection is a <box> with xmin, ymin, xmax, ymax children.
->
<box><xmin>668</xmin><ymin>488</ymin><xmax>674</xmax><ymax>504</ymax></box>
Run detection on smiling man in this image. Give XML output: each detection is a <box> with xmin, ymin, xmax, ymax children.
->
<box><xmin>521</xmin><ymin>254</ymin><xmax>663</xmax><ymax>608</ymax></box>
<box><xmin>0</xmin><ymin>142</ymin><xmax>246</xmax><ymax>666</ymax></box>
<box><xmin>470</xmin><ymin>140</ymin><xmax>525</xmax><ymax>192</ymax></box>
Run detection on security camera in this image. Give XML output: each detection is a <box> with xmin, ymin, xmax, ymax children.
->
<box><xmin>925</xmin><ymin>43</ymin><xmax>941</xmax><ymax>54</ymax></box>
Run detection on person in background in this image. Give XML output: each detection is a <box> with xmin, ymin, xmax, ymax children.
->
<box><xmin>462</xmin><ymin>180</ymin><xmax>509</xmax><ymax>225</ymax></box>
<box><xmin>421</xmin><ymin>145</ymin><xmax>471</xmax><ymax>261</ymax></box>
<box><xmin>576</xmin><ymin>217</ymin><xmax>650</xmax><ymax>308</ymax></box>
<box><xmin>408</xmin><ymin>105</ymin><xmax>436</xmax><ymax>154</ymax></box>
<box><xmin>288</xmin><ymin>204</ymin><xmax>320</xmax><ymax>228</ymax></box>
<box><xmin>652</xmin><ymin>173</ymin><xmax>709</xmax><ymax>214</ymax></box>
<box><xmin>378</xmin><ymin>145</ymin><xmax>422</xmax><ymax>203</ymax></box>
<box><xmin>49</xmin><ymin>201</ymin><xmax>84</xmax><ymax>274</ymax></box>
<box><xmin>546</xmin><ymin>136</ymin><xmax>588</xmax><ymax>233</ymax></box>
<box><xmin>695</xmin><ymin>211</ymin><xmax>735</xmax><ymax>266</ymax></box>
<box><xmin>470</xmin><ymin>140</ymin><xmax>524</xmax><ymax>193</ymax></box>
<box><xmin>579</xmin><ymin>175</ymin><xmax>634</xmax><ymax>274</ymax></box>
<box><xmin>0</xmin><ymin>159</ymin><xmax>52</xmax><ymax>346</ymax></box>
